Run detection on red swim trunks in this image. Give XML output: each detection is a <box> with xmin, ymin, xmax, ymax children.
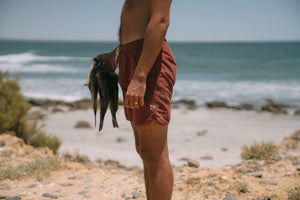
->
<box><xmin>118</xmin><ymin>39</ymin><xmax>177</xmax><ymax>126</ymax></box>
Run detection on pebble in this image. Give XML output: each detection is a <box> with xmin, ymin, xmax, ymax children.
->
<box><xmin>187</xmin><ymin>160</ymin><xmax>200</xmax><ymax>168</ymax></box>
<box><xmin>0</xmin><ymin>141</ymin><xmax>5</xmax><ymax>147</ymax></box>
<box><xmin>6</xmin><ymin>196</ymin><xmax>21</xmax><ymax>200</ymax></box>
<box><xmin>42</xmin><ymin>193</ymin><xmax>58</xmax><ymax>199</ymax></box>
<box><xmin>223</xmin><ymin>195</ymin><xmax>236</xmax><ymax>200</ymax></box>
<box><xmin>131</xmin><ymin>191</ymin><xmax>145</xmax><ymax>199</ymax></box>
<box><xmin>208</xmin><ymin>181</ymin><xmax>215</xmax><ymax>187</ymax></box>
<box><xmin>78</xmin><ymin>190</ymin><xmax>89</xmax><ymax>195</ymax></box>
<box><xmin>292</xmin><ymin>161</ymin><xmax>300</xmax><ymax>166</ymax></box>
<box><xmin>259</xmin><ymin>179</ymin><xmax>278</xmax><ymax>185</ymax></box>
<box><xmin>26</xmin><ymin>183</ymin><xmax>37</xmax><ymax>188</ymax></box>
<box><xmin>247</xmin><ymin>172</ymin><xmax>262</xmax><ymax>178</ymax></box>
<box><xmin>61</xmin><ymin>182</ymin><xmax>73</xmax><ymax>187</ymax></box>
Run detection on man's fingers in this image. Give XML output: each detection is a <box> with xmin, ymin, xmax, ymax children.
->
<box><xmin>133</xmin><ymin>96</ymin><xmax>139</xmax><ymax>109</ymax></box>
<box><xmin>138</xmin><ymin>95</ymin><xmax>144</xmax><ymax>107</ymax></box>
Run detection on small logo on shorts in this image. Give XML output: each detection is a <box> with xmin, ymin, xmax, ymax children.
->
<box><xmin>150</xmin><ymin>105</ymin><xmax>158</xmax><ymax>110</ymax></box>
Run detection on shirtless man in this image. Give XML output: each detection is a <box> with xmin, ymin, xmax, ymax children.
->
<box><xmin>100</xmin><ymin>0</ymin><xmax>176</xmax><ymax>199</ymax></box>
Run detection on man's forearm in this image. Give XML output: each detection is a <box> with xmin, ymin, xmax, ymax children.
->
<box><xmin>132</xmin><ymin>18</ymin><xmax>169</xmax><ymax>82</ymax></box>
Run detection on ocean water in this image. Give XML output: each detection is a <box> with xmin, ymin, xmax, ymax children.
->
<box><xmin>0</xmin><ymin>40</ymin><xmax>300</xmax><ymax>109</ymax></box>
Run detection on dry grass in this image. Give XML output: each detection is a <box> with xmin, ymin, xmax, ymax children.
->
<box><xmin>287</xmin><ymin>185</ymin><xmax>300</xmax><ymax>200</ymax></box>
<box><xmin>233</xmin><ymin>181</ymin><xmax>248</xmax><ymax>193</ymax></box>
<box><xmin>240</xmin><ymin>141</ymin><xmax>279</xmax><ymax>160</ymax></box>
<box><xmin>0</xmin><ymin>157</ymin><xmax>61</xmax><ymax>181</ymax></box>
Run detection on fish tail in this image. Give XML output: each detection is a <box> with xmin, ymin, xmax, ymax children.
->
<box><xmin>112</xmin><ymin>117</ymin><xmax>119</xmax><ymax>128</ymax></box>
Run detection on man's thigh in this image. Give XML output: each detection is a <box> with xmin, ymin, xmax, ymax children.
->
<box><xmin>133</xmin><ymin>121</ymin><xmax>169</xmax><ymax>159</ymax></box>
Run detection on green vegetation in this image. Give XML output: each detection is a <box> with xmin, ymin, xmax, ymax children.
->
<box><xmin>31</xmin><ymin>130</ymin><xmax>62</xmax><ymax>154</ymax></box>
<box><xmin>0</xmin><ymin>157</ymin><xmax>61</xmax><ymax>181</ymax></box>
<box><xmin>0</xmin><ymin>71</ymin><xmax>61</xmax><ymax>153</ymax></box>
<box><xmin>241</xmin><ymin>141</ymin><xmax>279</xmax><ymax>160</ymax></box>
<box><xmin>287</xmin><ymin>185</ymin><xmax>300</xmax><ymax>200</ymax></box>
<box><xmin>0</xmin><ymin>71</ymin><xmax>31</xmax><ymax>137</ymax></box>
<box><xmin>233</xmin><ymin>181</ymin><xmax>248</xmax><ymax>193</ymax></box>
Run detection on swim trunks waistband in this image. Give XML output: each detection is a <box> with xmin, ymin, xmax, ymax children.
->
<box><xmin>121</xmin><ymin>39</ymin><xmax>144</xmax><ymax>52</ymax></box>
<box><xmin>121</xmin><ymin>38</ymin><xmax>167</xmax><ymax>52</ymax></box>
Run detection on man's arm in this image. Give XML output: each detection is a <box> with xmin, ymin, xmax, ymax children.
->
<box><xmin>125</xmin><ymin>0</ymin><xmax>172</xmax><ymax>109</ymax></box>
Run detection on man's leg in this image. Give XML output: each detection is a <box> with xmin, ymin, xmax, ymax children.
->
<box><xmin>131</xmin><ymin>122</ymin><xmax>151</xmax><ymax>199</ymax></box>
<box><xmin>131</xmin><ymin>121</ymin><xmax>173</xmax><ymax>200</ymax></box>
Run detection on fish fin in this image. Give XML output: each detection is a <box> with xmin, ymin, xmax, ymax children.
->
<box><xmin>112</xmin><ymin>118</ymin><xmax>119</xmax><ymax>128</ymax></box>
<box><xmin>83</xmin><ymin>83</ymin><xmax>88</xmax><ymax>86</ymax></box>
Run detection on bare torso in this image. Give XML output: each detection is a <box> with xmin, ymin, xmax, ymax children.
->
<box><xmin>120</xmin><ymin>0</ymin><xmax>151</xmax><ymax>44</ymax></box>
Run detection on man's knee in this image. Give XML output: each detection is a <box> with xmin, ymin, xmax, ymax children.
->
<box><xmin>139</xmin><ymin>146</ymin><xmax>167</xmax><ymax>170</ymax></box>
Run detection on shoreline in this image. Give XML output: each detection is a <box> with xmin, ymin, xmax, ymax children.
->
<box><xmin>26</xmin><ymin>99</ymin><xmax>300</xmax><ymax>169</ymax></box>
<box><xmin>26</xmin><ymin>97</ymin><xmax>300</xmax><ymax>116</ymax></box>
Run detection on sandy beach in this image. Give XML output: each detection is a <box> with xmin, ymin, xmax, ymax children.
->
<box><xmin>41</xmin><ymin>105</ymin><xmax>300</xmax><ymax>168</ymax></box>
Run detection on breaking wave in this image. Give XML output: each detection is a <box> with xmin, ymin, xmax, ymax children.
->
<box><xmin>0</xmin><ymin>51</ymin><xmax>89</xmax><ymax>64</ymax></box>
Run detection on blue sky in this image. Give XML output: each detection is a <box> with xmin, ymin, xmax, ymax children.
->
<box><xmin>0</xmin><ymin>0</ymin><xmax>299</xmax><ymax>41</ymax></box>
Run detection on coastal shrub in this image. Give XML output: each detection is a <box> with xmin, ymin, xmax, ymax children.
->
<box><xmin>0</xmin><ymin>71</ymin><xmax>62</xmax><ymax>153</ymax></box>
<box><xmin>0</xmin><ymin>71</ymin><xmax>31</xmax><ymax>134</ymax></box>
<box><xmin>233</xmin><ymin>181</ymin><xmax>248</xmax><ymax>193</ymax></box>
<box><xmin>31</xmin><ymin>130</ymin><xmax>62</xmax><ymax>154</ymax></box>
<box><xmin>241</xmin><ymin>141</ymin><xmax>279</xmax><ymax>160</ymax></box>
<box><xmin>287</xmin><ymin>185</ymin><xmax>300</xmax><ymax>200</ymax></box>
<box><xmin>0</xmin><ymin>157</ymin><xmax>61</xmax><ymax>181</ymax></box>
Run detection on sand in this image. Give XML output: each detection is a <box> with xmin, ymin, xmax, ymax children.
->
<box><xmin>1</xmin><ymin>133</ymin><xmax>300</xmax><ymax>200</ymax></box>
<box><xmin>42</xmin><ymin>106</ymin><xmax>300</xmax><ymax>168</ymax></box>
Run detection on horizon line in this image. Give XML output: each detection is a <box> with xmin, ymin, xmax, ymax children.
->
<box><xmin>1</xmin><ymin>38</ymin><xmax>300</xmax><ymax>43</ymax></box>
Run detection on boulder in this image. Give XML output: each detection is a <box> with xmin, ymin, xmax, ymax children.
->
<box><xmin>74</xmin><ymin>121</ymin><xmax>92</xmax><ymax>129</ymax></box>
<box><xmin>261</xmin><ymin>100</ymin><xmax>287</xmax><ymax>114</ymax></box>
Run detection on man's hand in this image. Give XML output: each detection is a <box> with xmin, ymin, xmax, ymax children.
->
<box><xmin>125</xmin><ymin>76</ymin><xmax>146</xmax><ymax>109</ymax></box>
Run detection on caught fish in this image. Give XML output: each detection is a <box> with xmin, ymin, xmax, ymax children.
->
<box><xmin>85</xmin><ymin>56</ymin><xmax>119</xmax><ymax>133</ymax></box>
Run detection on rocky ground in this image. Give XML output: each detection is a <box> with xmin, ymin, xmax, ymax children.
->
<box><xmin>0</xmin><ymin>131</ymin><xmax>299</xmax><ymax>200</ymax></box>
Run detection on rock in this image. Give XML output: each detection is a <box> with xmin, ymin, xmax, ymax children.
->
<box><xmin>200</xmin><ymin>155</ymin><xmax>214</xmax><ymax>160</ymax></box>
<box><xmin>27</xmin><ymin>183</ymin><xmax>37</xmax><ymax>188</ymax></box>
<box><xmin>0</xmin><ymin>141</ymin><xmax>6</xmax><ymax>147</ymax></box>
<box><xmin>259</xmin><ymin>179</ymin><xmax>278</xmax><ymax>185</ymax></box>
<box><xmin>6</xmin><ymin>196</ymin><xmax>21</xmax><ymax>200</ymax></box>
<box><xmin>223</xmin><ymin>195</ymin><xmax>236</xmax><ymax>200</ymax></box>
<box><xmin>78</xmin><ymin>191</ymin><xmax>89</xmax><ymax>195</ymax></box>
<box><xmin>247</xmin><ymin>172</ymin><xmax>262</xmax><ymax>178</ymax></box>
<box><xmin>187</xmin><ymin>160</ymin><xmax>200</xmax><ymax>168</ymax></box>
<box><xmin>295</xmin><ymin>109</ymin><xmax>300</xmax><ymax>116</ymax></box>
<box><xmin>206</xmin><ymin>101</ymin><xmax>227</xmax><ymax>109</ymax></box>
<box><xmin>74</xmin><ymin>121</ymin><xmax>92</xmax><ymax>129</ymax></box>
<box><xmin>221</xmin><ymin>147</ymin><xmax>228</xmax><ymax>151</ymax></box>
<box><xmin>172</xmin><ymin>99</ymin><xmax>197</xmax><ymax>110</ymax></box>
<box><xmin>240</xmin><ymin>103</ymin><xmax>253</xmax><ymax>110</ymax></box>
<box><xmin>42</xmin><ymin>193</ymin><xmax>58</xmax><ymax>199</ymax></box>
<box><xmin>253</xmin><ymin>197</ymin><xmax>274</xmax><ymax>200</ymax></box>
<box><xmin>116</xmin><ymin>137</ymin><xmax>126</xmax><ymax>143</ymax></box>
<box><xmin>208</xmin><ymin>181</ymin><xmax>215</xmax><ymax>187</ymax></box>
<box><xmin>61</xmin><ymin>182</ymin><xmax>73</xmax><ymax>187</ymax></box>
<box><xmin>261</xmin><ymin>100</ymin><xmax>287</xmax><ymax>114</ymax></box>
<box><xmin>131</xmin><ymin>191</ymin><xmax>146</xmax><ymax>199</ymax></box>
<box><xmin>293</xmin><ymin>161</ymin><xmax>300</xmax><ymax>166</ymax></box>
<box><xmin>77</xmin><ymin>155</ymin><xmax>92</xmax><ymax>165</ymax></box>
<box><xmin>196</xmin><ymin>130</ymin><xmax>207</xmax><ymax>136</ymax></box>
<box><xmin>62</xmin><ymin>150</ymin><xmax>91</xmax><ymax>165</ymax></box>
